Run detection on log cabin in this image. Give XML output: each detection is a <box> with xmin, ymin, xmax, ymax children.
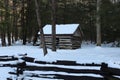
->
<box><xmin>38</xmin><ymin>24</ymin><xmax>83</xmax><ymax>49</ymax></box>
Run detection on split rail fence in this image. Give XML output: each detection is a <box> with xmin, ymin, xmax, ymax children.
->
<box><xmin>0</xmin><ymin>55</ymin><xmax>120</xmax><ymax>80</ymax></box>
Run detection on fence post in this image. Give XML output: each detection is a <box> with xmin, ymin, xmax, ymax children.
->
<box><xmin>101</xmin><ymin>63</ymin><xmax>108</xmax><ymax>71</ymax></box>
<box><xmin>101</xmin><ymin>63</ymin><xmax>110</xmax><ymax>80</ymax></box>
<box><xmin>16</xmin><ymin>61</ymin><xmax>26</xmax><ymax>79</ymax></box>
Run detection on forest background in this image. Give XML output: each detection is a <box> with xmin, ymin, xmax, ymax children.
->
<box><xmin>0</xmin><ymin>0</ymin><xmax>120</xmax><ymax>47</ymax></box>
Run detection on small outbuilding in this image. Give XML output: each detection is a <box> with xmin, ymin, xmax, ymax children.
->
<box><xmin>39</xmin><ymin>24</ymin><xmax>83</xmax><ymax>49</ymax></box>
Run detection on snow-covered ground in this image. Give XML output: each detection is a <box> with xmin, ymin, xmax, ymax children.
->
<box><xmin>0</xmin><ymin>41</ymin><xmax>120</xmax><ymax>80</ymax></box>
<box><xmin>0</xmin><ymin>41</ymin><xmax>120</xmax><ymax>68</ymax></box>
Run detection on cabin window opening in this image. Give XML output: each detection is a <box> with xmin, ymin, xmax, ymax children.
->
<box><xmin>56</xmin><ymin>38</ymin><xmax>59</xmax><ymax>47</ymax></box>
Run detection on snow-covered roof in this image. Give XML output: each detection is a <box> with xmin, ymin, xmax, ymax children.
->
<box><xmin>42</xmin><ymin>24</ymin><xmax>79</xmax><ymax>34</ymax></box>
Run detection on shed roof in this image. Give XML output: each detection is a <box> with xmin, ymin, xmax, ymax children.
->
<box><xmin>41</xmin><ymin>24</ymin><xmax>79</xmax><ymax>34</ymax></box>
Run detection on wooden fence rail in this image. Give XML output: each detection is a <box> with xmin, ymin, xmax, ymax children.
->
<box><xmin>0</xmin><ymin>55</ymin><xmax>120</xmax><ymax>80</ymax></box>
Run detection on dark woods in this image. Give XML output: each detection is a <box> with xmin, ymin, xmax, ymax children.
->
<box><xmin>0</xmin><ymin>0</ymin><xmax>120</xmax><ymax>46</ymax></box>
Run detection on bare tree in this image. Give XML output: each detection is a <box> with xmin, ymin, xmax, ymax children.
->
<box><xmin>51</xmin><ymin>0</ymin><xmax>56</xmax><ymax>51</ymax></box>
<box><xmin>96</xmin><ymin>0</ymin><xmax>101</xmax><ymax>46</ymax></box>
<box><xmin>35</xmin><ymin>0</ymin><xmax>48</xmax><ymax>55</ymax></box>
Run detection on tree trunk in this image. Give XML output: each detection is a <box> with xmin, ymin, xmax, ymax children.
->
<box><xmin>5</xmin><ymin>0</ymin><xmax>11</xmax><ymax>46</ymax></box>
<box><xmin>51</xmin><ymin>0</ymin><xmax>56</xmax><ymax>51</ymax></box>
<box><xmin>0</xmin><ymin>1</ymin><xmax>6</xmax><ymax>46</ymax></box>
<box><xmin>13</xmin><ymin>0</ymin><xmax>18</xmax><ymax>42</ymax></box>
<box><xmin>1</xmin><ymin>32</ymin><xmax>6</xmax><ymax>46</ymax></box>
<box><xmin>96</xmin><ymin>0</ymin><xmax>101</xmax><ymax>46</ymax></box>
<box><xmin>35</xmin><ymin>0</ymin><xmax>47</xmax><ymax>55</ymax></box>
<box><xmin>63</xmin><ymin>0</ymin><xmax>67</xmax><ymax>24</ymax></box>
<box><xmin>7</xmin><ymin>23</ymin><xmax>11</xmax><ymax>46</ymax></box>
<box><xmin>1</xmin><ymin>22</ymin><xmax>6</xmax><ymax>46</ymax></box>
<box><xmin>21</xmin><ymin>0</ymin><xmax>27</xmax><ymax>45</ymax></box>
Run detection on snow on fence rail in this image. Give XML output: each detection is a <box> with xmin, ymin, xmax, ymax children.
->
<box><xmin>0</xmin><ymin>55</ymin><xmax>120</xmax><ymax>80</ymax></box>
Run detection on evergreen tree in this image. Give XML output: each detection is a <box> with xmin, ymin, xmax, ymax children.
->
<box><xmin>26</xmin><ymin>0</ymin><xmax>37</xmax><ymax>43</ymax></box>
<box><xmin>5</xmin><ymin>0</ymin><xmax>11</xmax><ymax>46</ymax></box>
<box><xmin>12</xmin><ymin>0</ymin><xmax>19</xmax><ymax>42</ymax></box>
<box><xmin>101</xmin><ymin>0</ymin><xmax>120</xmax><ymax>43</ymax></box>
<box><xmin>21</xmin><ymin>0</ymin><xmax>27</xmax><ymax>45</ymax></box>
<box><xmin>0</xmin><ymin>0</ymin><xmax>7</xmax><ymax>46</ymax></box>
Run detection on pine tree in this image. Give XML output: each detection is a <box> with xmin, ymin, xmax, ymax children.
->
<box><xmin>21</xmin><ymin>0</ymin><xmax>27</xmax><ymax>45</ymax></box>
<box><xmin>0</xmin><ymin>0</ymin><xmax>6</xmax><ymax>46</ymax></box>
<box><xmin>5</xmin><ymin>0</ymin><xmax>11</xmax><ymax>46</ymax></box>
<box><xmin>12</xmin><ymin>0</ymin><xmax>18</xmax><ymax>42</ymax></box>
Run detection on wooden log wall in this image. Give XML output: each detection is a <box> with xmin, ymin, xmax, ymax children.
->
<box><xmin>44</xmin><ymin>35</ymin><xmax>81</xmax><ymax>49</ymax></box>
